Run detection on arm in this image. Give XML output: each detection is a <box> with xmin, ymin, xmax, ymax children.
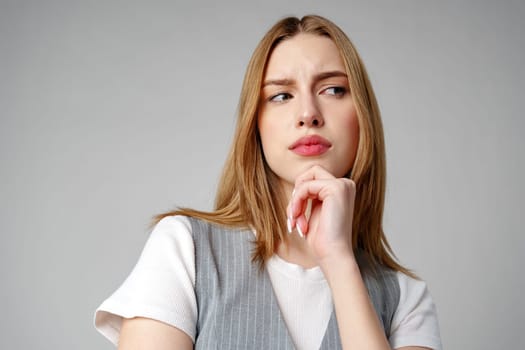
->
<box><xmin>288</xmin><ymin>166</ymin><xmax>435</xmax><ymax>350</ymax></box>
<box><xmin>289</xmin><ymin>166</ymin><xmax>389</xmax><ymax>349</ymax></box>
<box><xmin>118</xmin><ymin>317</ymin><xmax>193</xmax><ymax>350</ymax></box>
<box><xmin>322</xmin><ymin>255</ymin><xmax>431</xmax><ymax>350</ymax></box>
<box><xmin>321</xmin><ymin>252</ymin><xmax>392</xmax><ymax>349</ymax></box>
<box><xmin>94</xmin><ymin>216</ymin><xmax>198</xmax><ymax>348</ymax></box>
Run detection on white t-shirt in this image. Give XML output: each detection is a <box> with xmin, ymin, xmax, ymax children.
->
<box><xmin>94</xmin><ymin>216</ymin><xmax>442</xmax><ymax>350</ymax></box>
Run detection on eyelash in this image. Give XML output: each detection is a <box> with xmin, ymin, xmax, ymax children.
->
<box><xmin>323</xmin><ymin>86</ymin><xmax>347</xmax><ymax>97</ymax></box>
<box><xmin>268</xmin><ymin>93</ymin><xmax>293</xmax><ymax>103</ymax></box>
<box><xmin>267</xmin><ymin>86</ymin><xmax>347</xmax><ymax>103</ymax></box>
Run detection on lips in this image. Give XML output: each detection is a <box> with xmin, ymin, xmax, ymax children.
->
<box><xmin>289</xmin><ymin>135</ymin><xmax>332</xmax><ymax>156</ymax></box>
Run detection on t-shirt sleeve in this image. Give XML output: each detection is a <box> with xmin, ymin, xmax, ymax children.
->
<box><xmin>93</xmin><ymin>216</ymin><xmax>197</xmax><ymax>346</ymax></box>
<box><xmin>389</xmin><ymin>272</ymin><xmax>443</xmax><ymax>350</ymax></box>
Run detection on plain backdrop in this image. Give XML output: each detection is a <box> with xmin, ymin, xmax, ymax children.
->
<box><xmin>1</xmin><ymin>0</ymin><xmax>524</xmax><ymax>349</ymax></box>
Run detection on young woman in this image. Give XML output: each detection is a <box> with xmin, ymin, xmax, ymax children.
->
<box><xmin>95</xmin><ymin>15</ymin><xmax>442</xmax><ymax>350</ymax></box>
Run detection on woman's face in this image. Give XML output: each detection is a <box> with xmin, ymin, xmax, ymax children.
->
<box><xmin>258</xmin><ymin>33</ymin><xmax>359</xmax><ymax>193</ymax></box>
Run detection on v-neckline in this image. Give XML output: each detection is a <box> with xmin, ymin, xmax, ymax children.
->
<box><xmin>262</xmin><ymin>256</ymin><xmax>340</xmax><ymax>350</ymax></box>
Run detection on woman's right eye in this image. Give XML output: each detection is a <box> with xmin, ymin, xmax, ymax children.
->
<box><xmin>269</xmin><ymin>92</ymin><xmax>292</xmax><ymax>103</ymax></box>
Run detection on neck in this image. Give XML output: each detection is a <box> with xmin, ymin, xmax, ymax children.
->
<box><xmin>277</xmin><ymin>232</ymin><xmax>318</xmax><ymax>269</ymax></box>
<box><xmin>279</xmin><ymin>180</ymin><xmax>294</xmax><ymax>202</ymax></box>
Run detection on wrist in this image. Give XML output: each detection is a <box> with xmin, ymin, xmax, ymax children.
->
<box><xmin>319</xmin><ymin>250</ymin><xmax>360</xmax><ymax>282</ymax></box>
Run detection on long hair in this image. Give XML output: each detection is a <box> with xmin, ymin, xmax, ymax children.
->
<box><xmin>155</xmin><ymin>15</ymin><xmax>413</xmax><ymax>276</ymax></box>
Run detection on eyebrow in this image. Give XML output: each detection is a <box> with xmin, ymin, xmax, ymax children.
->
<box><xmin>262</xmin><ymin>70</ymin><xmax>348</xmax><ymax>87</ymax></box>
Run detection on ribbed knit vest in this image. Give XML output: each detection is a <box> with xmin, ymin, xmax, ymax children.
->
<box><xmin>188</xmin><ymin>217</ymin><xmax>400</xmax><ymax>349</ymax></box>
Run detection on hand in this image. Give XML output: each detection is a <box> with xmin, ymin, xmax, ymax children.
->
<box><xmin>287</xmin><ymin>165</ymin><xmax>357</xmax><ymax>265</ymax></box>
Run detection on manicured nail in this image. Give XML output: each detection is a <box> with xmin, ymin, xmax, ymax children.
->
<box><xmin>297</xmin><ymin>224</ymin><xmax>304</xmax><ymax>238</ymax></box>
<box><xmin>286</xmin><ymin>218</ymin><xmax>292</xmax><ymax>234</ymax></box>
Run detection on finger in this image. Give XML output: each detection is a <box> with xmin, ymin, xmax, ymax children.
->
<box><xmin>291</xmin><ymin>178</ymin><xmax>356</xmax><ymax>224</ymax></box>
<box><xmin>290</xmin><ymin>179</ymin><xmax>335</xmax><ymax>219</ymax></box>
<box><xmin>297</xmin><ymin>178</ymin><xmax>355</xmax><ymax>201</ymax></box>
<box><xmin>288</xmin><ymin>165</ymin><xmax>336</xmax><ymax>224</ymax></box>
<box><xmin>294</xmin><ymin>165</ymin><xmax>336</xmax><ymax>189</ymax></box>
<box><xmin>296</xmin><ymin>213</ymin><xmax>308</xmax><ymax>238</ymax></box>
<box><xmin>288</xmin><ymin>190</ymin><xmax>308</xmax><ymax>228</ymax></box>
<box><xmin>289</xmin><ymin>180</ymin><xmax>330</xmax><ymax>235</ymax></box>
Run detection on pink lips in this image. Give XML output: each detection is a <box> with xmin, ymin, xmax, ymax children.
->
<box><xmin>289</xmin><ymin>135</ymin><xmax>332</xmax><ymax>156</ymax></box>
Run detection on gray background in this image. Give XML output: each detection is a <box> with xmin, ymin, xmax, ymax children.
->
<box><xmin>1</xmin><ymin>0</ymin><xmax>523</xmax><ymax>349</ymax></box>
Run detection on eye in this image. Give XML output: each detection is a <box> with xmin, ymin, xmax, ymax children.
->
<box><xmin>323</xmin><ymin>86</ymin><xmax>347</xmax><ymax>97</ymax></box>
<box><xmin>269</xmin><ymin>92</ymin><xmax>293</xmax><ymax>103</ymax></box>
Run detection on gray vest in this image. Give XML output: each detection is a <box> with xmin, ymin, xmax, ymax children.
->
<box><xmin>188</xmin><ymin>217</ymin><xmax>400</xmax><ymax>349</ymax></box>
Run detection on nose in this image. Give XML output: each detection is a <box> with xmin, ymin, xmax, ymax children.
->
<box><xmin>297</xmin><ymin>94</ymin><xmax>324</xmax><ymax>128</ymax></box>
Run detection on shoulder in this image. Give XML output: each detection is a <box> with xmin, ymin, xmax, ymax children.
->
<box><xmin>390</xmin><ymin>271</ymin><xmax>443</xmax><ymax>350</ymax></box>
<box><xmin>151</xmin><ymin>215</ymin><xmax>193</xmax><ymax>238</ymax></box>
<box><xmin>116</xmin><ymin>214</ymin><xmax>197</xmax><ymax>284</ymax></box>
<box><xmin>94</xmin><ymin>215</ymin><xmax>199</xmax><ymax>345</ymax></box>
<box><xmin>144</xmin><ymin>215</ymin><xmax>194</xmax><ymax>257</ymax></box>
<box><xmin>394</xmin><ymin>271</ymin><xmax>435</xmax><ymax>312</ymax></box>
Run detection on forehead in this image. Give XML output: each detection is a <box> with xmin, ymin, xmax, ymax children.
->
<box><xmin>264</xmin><ymin>33</ymin><xmax>345</xmax><ymax>78</ymax></box>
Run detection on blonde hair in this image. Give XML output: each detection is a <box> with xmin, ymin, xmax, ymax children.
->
<box><xmin>155</xmin><ymin>15</ymin><xmax>413</xmax><ymax>276</ymax></box>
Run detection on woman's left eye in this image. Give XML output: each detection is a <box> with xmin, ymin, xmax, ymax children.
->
<box><xmin>323</xmin><ymin>86</ymin><xmax>347</xmax><ymax>97</ymax></box>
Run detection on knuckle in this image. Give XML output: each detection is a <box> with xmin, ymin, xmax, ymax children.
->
<box><xmin>334</xmin><ymin>179</ymin><xmax>346</xmax><ymax>193</ymax></box>
<box><xmin>340</xmin><ymin>178</ymin><xmax>356</xmax><ymax>194</ymax></box>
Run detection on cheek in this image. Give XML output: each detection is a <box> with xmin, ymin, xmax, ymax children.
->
<box><xmin>258</xmin><ymin>108</ymin><xmax>289</xmax><ymax>147</ymax></box>
<box><xmin>348</xmin><ymin>111</ymin><xmax>360</xmax><ymax>144</ymax></box>
<box><xmin>257</xmin><ymin>114</ymin><xmax>279</xmax><ymax>159</ymax></box>
<box><xmin>339</xmin><ymin>107</ymin><xmax>360</xmax><ymax>166</ymax></box>
<box><xmin>257</xmin><ymin>117</ymin><xmax>271</xmax><ymax>149</ymax></box>
<box><xmin>339</xmin><ymin>106</ymin><xmax>359</xmax><ymax>145</ymax></box>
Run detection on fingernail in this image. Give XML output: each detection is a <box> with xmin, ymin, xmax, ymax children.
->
<box><xmin>297</xmin><ymin>224</ymin><xmax>304</xmax><ymax>238</ymax></box>
<box><xmin>286</xmin><ymin>218</ymin><xmax>292</xmax><ymax>234</ymax></box>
